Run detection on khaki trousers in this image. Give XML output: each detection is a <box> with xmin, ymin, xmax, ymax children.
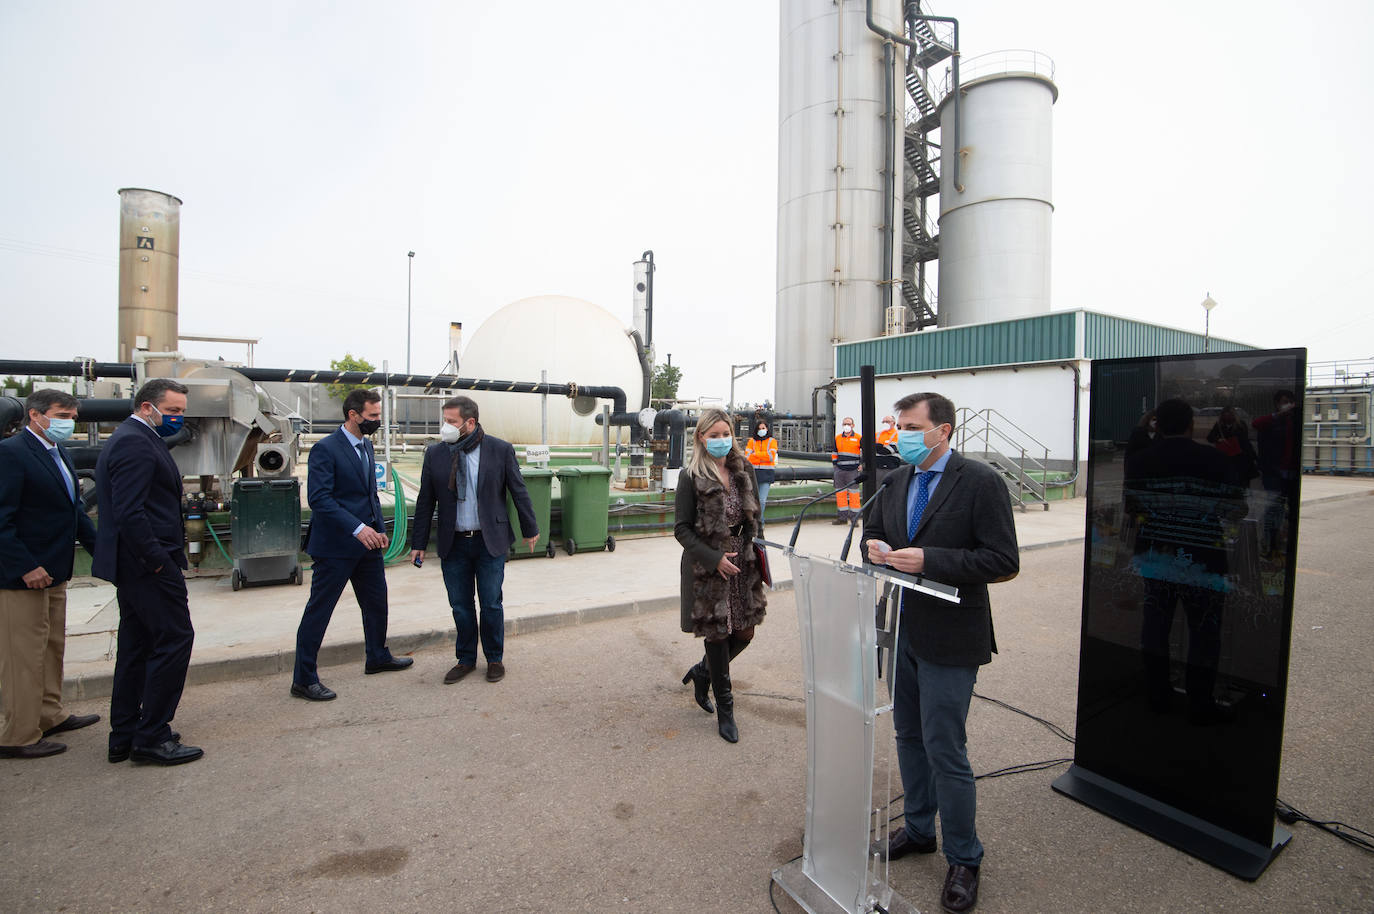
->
<box><xmin>0</xmin><ymin>582</ymin><xmax>68</xmax><ymax>747</ymax></box>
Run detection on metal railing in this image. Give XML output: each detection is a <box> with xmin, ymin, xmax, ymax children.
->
<box><xmin>937</xmin><ymin>49</ymin><xmax>1056</xmax><ymax>103</ymax></box>
<box><xmin>953</xmin><ymin>407</ymin><xmax>1051</xmax><ymax>510</ymax></box>
<box><xmin>1307</xmin><ymin>358</ymin><xmax>1374</xmax><ymax>387</ymax></box>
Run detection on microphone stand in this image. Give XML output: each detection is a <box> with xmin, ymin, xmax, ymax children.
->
<box><xmin>839</xmin><ymin>476</ymin><xmax>892</xmax><ymax>563</ymax></box>
<box><xmin>787</xmin><ymin>473</ymin><xmax>867</xmax><ymax>550</ymax></box>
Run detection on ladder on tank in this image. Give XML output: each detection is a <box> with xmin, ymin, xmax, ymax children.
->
<box><xmin>898</xmin><ymin>3</ymin><xmax>956</xmax><ymax>331</ymax></box>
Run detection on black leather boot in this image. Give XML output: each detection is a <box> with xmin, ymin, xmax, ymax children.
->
<box><xmin>705</xmin><ymin>639</ymin><xmax>739</xmax><ymax>743</ymax></box>
<box><xmin>681</xmin><ymin>656</ymin><xmax>714</xmax><ymax>713</ymax></box>
<box><xmin>728</xmin><ymin>634</ymin><xmax>751</xmax><ymax>660</ymax></box>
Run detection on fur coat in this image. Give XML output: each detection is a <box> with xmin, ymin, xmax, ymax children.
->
<box><xmin>673</xmin><ymin>455</ymin><xmax>767</xmax><ymax>638</ymax></box>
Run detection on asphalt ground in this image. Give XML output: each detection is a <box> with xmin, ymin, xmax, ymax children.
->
<box><xmin>2</xmin><ymin>497</ymin><xmax>1371</xmax><ymax>913</ymax></box>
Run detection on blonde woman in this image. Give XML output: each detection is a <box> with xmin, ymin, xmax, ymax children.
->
<box><xmin>674</xmin><ymin>408</ymin><xmax>767</xmax><ymax>743</ymax></box>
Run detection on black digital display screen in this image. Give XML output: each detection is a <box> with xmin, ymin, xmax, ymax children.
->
<box><xmin>1073</xmin><ymin>349</ymin><xmax>1305</xmax><ymax>848</ymax></box>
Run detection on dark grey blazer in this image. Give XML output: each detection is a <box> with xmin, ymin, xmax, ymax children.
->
<box><xmin>861</xmin><ymin>451</ymin><xmax>1019</xmax><ymax>667</ymax></box>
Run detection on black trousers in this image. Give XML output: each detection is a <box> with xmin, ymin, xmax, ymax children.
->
<box><xmin>109</xmin><ymin>563</ymin><xmax>195</xmax><ymax>749</ymax></box>
<box><xmin>293</xmin><ymin>553</ymin><xmax>390</xmax><ymax>685</ymax></box>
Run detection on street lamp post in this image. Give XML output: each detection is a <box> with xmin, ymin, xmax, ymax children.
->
<box><xmin>406</xmin><ymin>251</ymin><xmax>415</xmax><ymax>437</ymax></box>
<box><xmin>728</xmin><ymin>361</ymin><xmax>767</xmax><ymax>431</ymax></box>
<box><xmin>406</xmin><ymin>251</ymin><xmax>416</xmax><ymax>373</ymax></box>
<box><xmin>1201</xmin><ymin>292</ymin><xmax>1218</xmax><ymax>352</ymax></box>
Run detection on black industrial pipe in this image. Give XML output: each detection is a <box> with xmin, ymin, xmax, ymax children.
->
<box><xmin>75</xmin><ymin>398</ymin><xmax>137</xmax><ymax>423</ymax></box>
<box><xmin>865</xmin><ymin>0</ymin><xmax>962</xmax><ymax>193</ymax></box>
<box><xmin>0</xmin><ymin>396</ymin><xmax>23</xmax><ymax>434</ymax></box>
<box><xmin>651</xmin><ymin>409</ymin><xmax>687</xmax><ymax>469</ymax></box>
<box><xmin>773</xmin><ymin>466</ymin><xmax>835</xmax><ymax>482</ymax></box>
<box><xmin>0</xmin><ymin>359</ymin><xmax>629</xmax><ymax>417</ymax></box>
<box><xmin>642</xmin><ymin>249</ymin><xmax>655</xmax><ymax>356</ymax></box>
<box><xmin>0</xmin><ymin>360</ymin><xmax>135</xmax><ymax>382</ymax></box>
<box><xmin>860</xmin><ymin>365</ymin><xmax>877</xmax><ymax>504</ymax></box>
<box><xmin>778</xmin><ymin>449</ymin><xmax>834</xmax><ymax>463</ymax></box>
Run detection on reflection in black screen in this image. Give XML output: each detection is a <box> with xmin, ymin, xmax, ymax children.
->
<box><xmin>1076</xmin><ymin>350</ymin><xmax>1305</xmax><ymax>847</ymax></box>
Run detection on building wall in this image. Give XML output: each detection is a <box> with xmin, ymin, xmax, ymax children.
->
<box><xmin>834</xmin><ymin>361</ymin><xmax>1084</xmax><ymax>466</ymax></box>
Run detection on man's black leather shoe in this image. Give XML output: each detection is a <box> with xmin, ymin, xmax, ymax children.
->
<box><xmin>43</xmin><ymin>713</ymin><xmax>101</xmax><ymax>737</ymax></box>
<box><xmin>130</xmin><ymin>739</ymin><xmax>204</xmax><ymax>766</ymax></box>
<box><xmin>364</xmin><ymin>656</ymin><xmax>414</xmax><ymax>674</ymax></box>
<box><xmin>941</xmin><ymin>863</ymin><xmax>980</xmax><ymax>913</ymax></box>
<box><xmin>884</xmin><ymin>827</ymin><xmax>938</xmax><ymax>860</ymax></box>
<box><xmin>290</xmin><ymin>681</ymin><xmax>338</xmax><ymax>701</ymax></box>
<box><xmin>109</xmin><ymin>731</ymin><xmax>180</xmax><ymax>763</ymax></box>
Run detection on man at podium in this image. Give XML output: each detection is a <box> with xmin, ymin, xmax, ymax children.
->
<box><xmin>861</xmin><ymin>392</ymin><xmax>1019</xmax><ymax>914</ymax></box>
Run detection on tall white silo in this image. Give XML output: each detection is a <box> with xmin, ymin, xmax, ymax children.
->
<box><xmin>775</xmin><ymin>0</ymin><xmax>904</xmax><ymax>413</ymax></box>
<box><xmin>936</xmin><ymin>54</ymin><xmax>1057</xmax><ymax>327</ymax></box>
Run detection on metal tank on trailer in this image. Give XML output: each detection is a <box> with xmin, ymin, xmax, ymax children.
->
<box><xmin>935</xmin><ymin>52</ymin><xmax>1057</xmax><ymax>327</ymax></box>
<box><xmin>775</xmin><ymin>0</ymin><xmax>905</xmax><ymax>413</ymax></box>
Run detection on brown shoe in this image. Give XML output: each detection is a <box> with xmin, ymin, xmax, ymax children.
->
<box><xmin>444</xmin><ymin>663</ymin><xmax>476</xmax><ymax>684</ymax></box>
<box><xmin>486</xmin><ymin>662</ymin><xmax>505</xmax><ymax>682</ymax></box>
<box><xmin>0</xmin><ymin>740</ymin><xmax>68</xmax><ymax>759</ymax></box>
<box><xmin>941</xmin><ymin>864</ymin><xmax>980</xmax><ymax>913</ymax></box>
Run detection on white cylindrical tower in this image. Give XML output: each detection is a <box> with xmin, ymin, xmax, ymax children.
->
<box><xmin>936</xmin><ymin>53</ymin><xmax>1057</xmax><ymax>327</ymax></box>
<box><xmin>775</xmin><ymin>0</ymin><xmax>904</xmax><ymax>413</ymax></box>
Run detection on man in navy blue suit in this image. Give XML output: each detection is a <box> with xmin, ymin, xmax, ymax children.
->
<box><xmin>290</xmin><ymin>388</ymin><xmax>412</xmax><ymax>701</ymax></box>
<box><xmin>0</xmin><ymin>389</ymin><xmax>100</xmax><ymax>759</ymax></box>
<box><xmin>410</xmin><ymin>395</ymin><xmax>537</xmax><ymax>685</ymax></box>
<box><xmin>93</xmin><ymin>378</ymin><xmax>203</xmax><ymax>766</ymax></box>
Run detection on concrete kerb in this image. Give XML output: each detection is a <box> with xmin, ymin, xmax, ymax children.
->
<box><xmin>59</xmin><ymin>483</ymin><xmax>1373</xmax><ymax>702</ymax></box>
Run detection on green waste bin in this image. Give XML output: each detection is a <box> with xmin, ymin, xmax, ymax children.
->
<box><xmin>229</xmin><ymin>478</ymin><xmax>303</xmax><ymax>590</ymax></box>
<box><xmin>555</xmin><ymin>465</ymin><xmax>614</xmax><ymax>556</ymax></box>
<box><xmin>506</xmin><ymin>466</ymin><xmax>555</xmax><ymax>559</ymax></box>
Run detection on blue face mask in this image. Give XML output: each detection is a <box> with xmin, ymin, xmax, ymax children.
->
<box><xmin>897</xmin><ymin>427</ymin><xmax>941</xmax><ymax>466</ymax></box>
<box><xmin>42</xmin><ymin>417</ymin><xmax>76</xmax><ymax>442</ymax></box>
<box><xmin>704</xmin><ymin>438</ymin><xmax>732</xmax><ymax>458</ymax></box>
<box><xmin>152</xmin><ymin>405</ymin><xmax>185</xmax><ymax>438</ymax></box>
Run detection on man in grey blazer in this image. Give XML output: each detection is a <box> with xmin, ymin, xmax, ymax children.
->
<box><xmin>861</xmin><ymin>392</ymin><xmax>1019</xmax><ymax>914</ymax></box>
<box><xmin>410</xmin><ymin>396</ymin><xmax>537</xmax><ymax>685</ymax></box>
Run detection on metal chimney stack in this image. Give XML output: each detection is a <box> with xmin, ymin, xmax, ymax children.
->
<box><xmin>117</xmin><ymin>188</ymin><xmax>182</xmax><ymax>376</ymax></box>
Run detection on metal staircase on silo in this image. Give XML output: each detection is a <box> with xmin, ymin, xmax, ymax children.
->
<box><xmin>898</xmin><ymin>2</ymin><xmax>954</xmax><ymax>332</ymax></box>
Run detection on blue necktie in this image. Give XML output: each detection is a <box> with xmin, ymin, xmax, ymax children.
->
<box><xmin>50</xmin><ymin>449</ymin><xmax>75</xmax><ymax>502</ymax></box>
<box><xmin>907</xmin><ymin>471</ymin><xmax>933</xmax><ymax>542</ymax></box>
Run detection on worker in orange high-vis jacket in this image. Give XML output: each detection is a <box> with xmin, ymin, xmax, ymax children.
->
<box><xmin>831</xmin><ymin>417</ymin><xmax>862</xmax><ymax>524</ymax></box>
<box><xmin>875</xmin><ymin>414</ymin><xmax>902</xmax><ymax>486</ymax></box>
<box><xmin>745</xmin><ymin>419</ymin><xmax>779</xmax><ymax>523</ymax></box>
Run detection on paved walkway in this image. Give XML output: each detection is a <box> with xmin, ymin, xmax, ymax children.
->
<box><xmin>60</xmin><ymin>476</ymin><xmax>1374</xmax><ymax>699</ymax></box>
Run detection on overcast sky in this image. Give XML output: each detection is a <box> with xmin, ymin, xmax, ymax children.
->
<box><xmin>2</xmin><ymin>1</ymin><xmax>1370</xmax><ymax>407</ymax></box>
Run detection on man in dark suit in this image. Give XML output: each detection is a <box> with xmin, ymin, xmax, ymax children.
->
<box><xmin>0</xmin><ymin>389</ymin><xmax>100</xmax><ymax>759</ymax></box>
<box><xmin>291</xmin><ymin>388</ymin><xmax>412</xmax><ymax>701</ymax></box>
<box><xmin>861</xmin><ymin>392</ymin><xmax>1019</xmax><ymax>914</ymax></box>
<box><xmin>93</xmin><ymin>379</ymin><xmax>203</xmax><ymax>766</ymax></box>
<box><xmin>410</xmin><ymin>396</ymin><xmax>537</xmax><ymax>684</ymax></box>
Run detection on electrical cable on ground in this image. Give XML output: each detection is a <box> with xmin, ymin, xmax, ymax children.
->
<box><xmin>1275</xmin><ymin>798</ymin><xmax>1374</xmax><ymax>853</ymax></box>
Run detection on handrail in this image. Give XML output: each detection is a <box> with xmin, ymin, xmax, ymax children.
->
<box><xmin>975</xmin><ymin>407</ymin><xmax>1051</xmax><ymax>454</ymax></box>
<box><xmin>936</xmin><ymin>49</ymin><xmax>1056</xmax><ymax>104</ymax></box>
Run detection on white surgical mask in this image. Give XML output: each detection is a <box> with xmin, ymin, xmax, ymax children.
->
<box><xmin>439</xmin><ymin>422</ymin><xmax>463</xmax><ymax>444</ymax></box>
<box><xmin>756</xmin><ymin>428</ymin><xmax>767</xmax><ymax>438</ymax></box>
<box><xmin>842</xmin><ymin>424</ymin><xmax>853</xmax><ymax>434</ymax></box>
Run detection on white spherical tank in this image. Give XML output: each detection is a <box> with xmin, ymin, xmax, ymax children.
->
<box><xmin>937</xmin><ymin>55</ymin><xmax>1057</xmax><ymax>327</ymax></box>
<box><xmin>459</xmin><ymin>295</ymin><xmax>644</xmax><ymax>445</ymax></box>
<box><xmin>775</xmin><ymin>0</ymin><xmax>904</xmax><ymax>413</ymax></box>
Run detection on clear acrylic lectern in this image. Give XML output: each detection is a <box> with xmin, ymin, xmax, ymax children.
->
<box><xmin>763</xmin><ymin>540</ymin><xmax>960</xmax><ymax>914</ymax></box>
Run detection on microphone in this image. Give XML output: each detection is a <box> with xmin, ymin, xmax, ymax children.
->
<box><xmin>788</xmin><ymin>473</ymin><xmax>868</xmax><ymax>550</ymax></box>
<box><xmin>840</xmin><ymin>476</ymin><xmax>893</xmax><ymax>563</ymax></box>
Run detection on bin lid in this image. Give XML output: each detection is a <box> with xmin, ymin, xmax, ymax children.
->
<box><xmin>519</xmin><ymin>466</ymin><xmax>555</xmax><ymax>479</ymax></box>
<box><xmin>555</xmin><ymin>465</ymin><xmax>612</xmax><ymax>478</ymax></box>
